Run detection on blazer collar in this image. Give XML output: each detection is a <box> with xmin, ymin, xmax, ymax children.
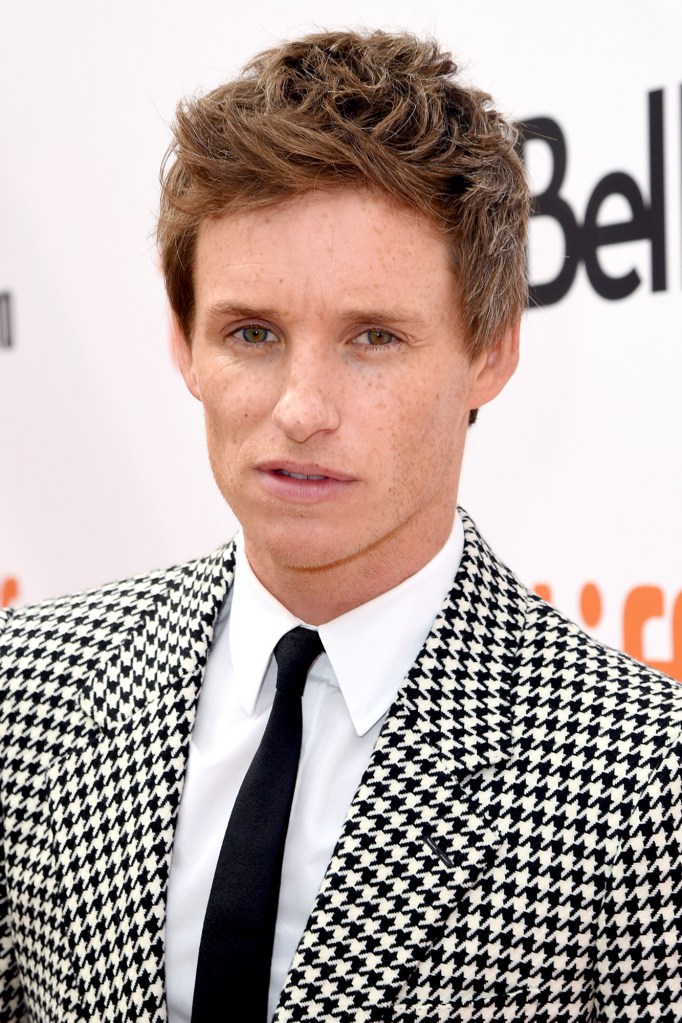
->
<box><xmin>71</xmin><ymin>542</ymin><xmax>238</xmax><ymax>734</ymax></box>
<box><xmin>369</xmin><ymin>507</ymin><xmax>522</xmax><ymax>779</ymax></box>
<box><xmin>275</xmin><ymin>509</ymin><xmax>527</xmax><ymax>1020</ymax></box>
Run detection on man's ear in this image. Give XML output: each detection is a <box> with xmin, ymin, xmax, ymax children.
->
<box><xmin>467</xmin><ymin>320</ymin><xmax>520</xmax><ymax>412</ymax></box>
<box><xmin>171</xmin><ymin>315</ymin><xmax>202</xmax><ymax>402</ymax></box>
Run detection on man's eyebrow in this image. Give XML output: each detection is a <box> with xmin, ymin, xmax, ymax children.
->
<box><xmin>203</xmin><ymin>302</ymin><xmax>279</xmax><ymax>322</ymax></box>
<box><xmin>335</xmin><ymin>307</ymin><xmax>424</xmax><ymax>325</ymax></box>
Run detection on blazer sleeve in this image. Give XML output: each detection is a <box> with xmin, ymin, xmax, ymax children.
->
<box><xmin>594</xmin><ymin>740</ymin><xmax>682</xmax><ymax>1021</ymax></box>
<box><xmin>0</xmin><ymin>609</ymin><xmax>29</xmax><ymax>1023</ymax></box>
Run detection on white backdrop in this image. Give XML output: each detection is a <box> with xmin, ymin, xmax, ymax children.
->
<box><xmin>1</xmin><ymin>0</ymin><xmax>680</xmax><ymax>680</ymax></box>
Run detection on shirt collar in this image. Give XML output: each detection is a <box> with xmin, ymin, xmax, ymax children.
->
<box><xmin>229</xmin><ymin>514</ymin><xmax>464</xmax><ymax>736</ymax></box>
<box><xmin>229</xmin><ymin>535</ymin><xmax>304</xmax><ymax>718</ymax></box>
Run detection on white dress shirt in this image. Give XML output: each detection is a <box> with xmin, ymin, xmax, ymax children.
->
<box><xmin>165</xmin><ymin>514</ymin><xmax>464</xmax><ymax>1021</ymax></box>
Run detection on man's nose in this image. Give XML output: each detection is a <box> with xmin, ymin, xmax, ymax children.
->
<box><xmin>271</xmin><ymin>351</ymin><xmax>341</xmax><ymax>443</ymax></box>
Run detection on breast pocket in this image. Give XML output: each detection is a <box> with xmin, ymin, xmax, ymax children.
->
<box><xmin>391</xmin><ymin>977</ymin><xmax>596</xmax><ymax>1022</ymax></box>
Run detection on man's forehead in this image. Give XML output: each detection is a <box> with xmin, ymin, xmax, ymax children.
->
<box><xmin>192</xmin><ymin>190</ymin><xmax>459</xmax><ymax>320</ymax></box>
<box><xmin>194</xmin><ymin>188</ymin><xmax>447</xmax><ymax>257</ymax></box>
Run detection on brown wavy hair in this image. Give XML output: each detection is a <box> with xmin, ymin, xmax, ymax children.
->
<box><xmin>158</xmin><ymin>29</ymin><xmax>529</xmax><ymax>359</ymax></box>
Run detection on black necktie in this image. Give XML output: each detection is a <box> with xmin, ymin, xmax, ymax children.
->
<box><xmin>191</xmin><ymin>626</ymin><xmax>324</xmax><ymax>1023</ymax></box>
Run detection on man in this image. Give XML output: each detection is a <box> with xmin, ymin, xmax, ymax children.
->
<box><xmin>0</xmin><ymin>28</ymin><xmax>680</xmax><ymax>1023</ymax></box>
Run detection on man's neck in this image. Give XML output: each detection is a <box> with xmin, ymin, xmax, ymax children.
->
<box><xmin>242</xmin><ymin>507</ymin><xmax>457</xmax><ymax>625</ymax></box>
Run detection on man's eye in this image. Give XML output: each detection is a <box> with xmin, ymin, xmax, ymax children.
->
<box><xmin>234</xmin><ymin>325</ymin><xmax>277</xmax><ymax>344</ymax></box>
<box><xmin>353</xmin><ymin>329</ymin><xmax>396</xmax><ymax>347</ymax></box>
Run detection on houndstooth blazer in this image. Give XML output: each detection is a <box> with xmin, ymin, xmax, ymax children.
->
<box><xmin>0</xmin><ymin>511</ymin><xmax>680</xmax><ymax>1022</ymax></box>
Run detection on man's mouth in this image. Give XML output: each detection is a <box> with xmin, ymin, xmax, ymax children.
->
<box><xmin>256</xmin><ymin>460</ymin><xmax>355</xmax><ymax>485</ymax></box>
<box><xmin>275</xmin><ymin>469</ymin><xmax>327</xmax><ymax>481</ymax></box>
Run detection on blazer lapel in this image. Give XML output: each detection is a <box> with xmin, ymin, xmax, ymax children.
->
<box><xmin>275</xmin><ymin>512</ymin><xmax>526</xmax><ymax>1022</ymax></box>
<box><xmin>49</xmin><ymin>543</ymin><xmax>235</xmax><ymax>1021</ymax></box>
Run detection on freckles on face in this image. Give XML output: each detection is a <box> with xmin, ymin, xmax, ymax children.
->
<box><xmin>187</xmin><ymin>189</ymin><xmax>479</xmax><ymax>574</ymax></box>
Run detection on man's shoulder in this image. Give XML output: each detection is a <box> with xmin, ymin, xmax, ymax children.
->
<box><xmin>523</xmin><ymin>582</ymin><xmax>681</xmax><ymax>712</ymax></box>
<box><xmin>504</xmin><ymin>574</ymin><xmax>682</xmax><ymax>795</ymax></box>
<box><xmin>0</xmin><ymin>540</ymin><xmax>237</xmax><ymax>658</ymax></box>
<box><xmin>458</xmin><ymin>510</ymin><xmax>682</xmax><ymax>741</ymax></box>
<box><xmin>522</xmin><ymin>588</ymin><xmax>647</xmax><ymax>676</ymax></box>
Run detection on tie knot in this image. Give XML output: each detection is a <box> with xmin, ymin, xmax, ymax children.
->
<box><xmin>273</xmin><ymin>626</ymin><xmax>324</xmax><ymax>697</ymax></box>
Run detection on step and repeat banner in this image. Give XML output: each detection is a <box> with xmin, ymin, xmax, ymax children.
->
<box><xmin>1</xmin><ymin>1</ymin><xmax>680</xmax><ymax>680</ymax></box>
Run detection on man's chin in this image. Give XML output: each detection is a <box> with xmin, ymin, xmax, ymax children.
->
<box><xmin>243</xmin><ymin>523</ymin><xmax>369</xmax><ymax>575</ymax></box>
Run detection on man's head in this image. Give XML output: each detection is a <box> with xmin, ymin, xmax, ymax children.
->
<box><xmin>157</xmin><ymin>29</ymin><xmax>529</xmax><ymax>360</ymax></box>
<box><xmin>161</xmin><ymin>30</ymin><xmax>529</xmax><ymax>619</ymax></box>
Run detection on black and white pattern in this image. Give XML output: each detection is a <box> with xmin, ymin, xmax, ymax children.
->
<box><xmin>0</xmin><ymin>511</ymin><xmax>680</xmax><ymax>1021</ymax></box>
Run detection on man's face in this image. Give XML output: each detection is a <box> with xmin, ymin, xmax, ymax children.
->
<box><xmin>176</xmin><ymin>189</ymin><xmax>516</xmax><ymax>582</ymax></box>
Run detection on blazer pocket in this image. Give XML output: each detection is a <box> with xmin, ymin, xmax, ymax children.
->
<box><xmin>391</xmin><ymin>977</ymin><xmax>595</xmax><ymax>1023</ymax></box>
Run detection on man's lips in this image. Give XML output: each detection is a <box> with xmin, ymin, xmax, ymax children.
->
<box><xmin>255</xmin><ymin>460</ymin><xmax>356</xmax><ymax>483</ymax></box>
<box><xmin>254</xmin><ymin>460</ymin><xmax>357</xmax><ymax>503</ymax></box>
